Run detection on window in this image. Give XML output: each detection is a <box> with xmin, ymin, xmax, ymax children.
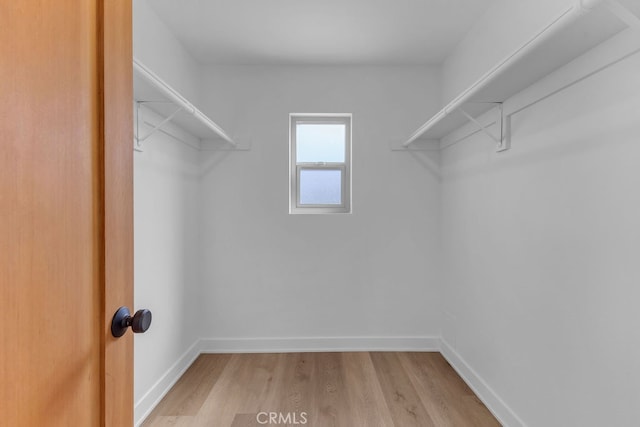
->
<box><xmin>290</xmin><ymin>114</ymin><xmax>351</xmax><ymax>214</ymax></box>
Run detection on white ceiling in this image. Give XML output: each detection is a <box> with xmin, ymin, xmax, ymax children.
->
<box><xmin>147</xmin><ymin>0</ymin><xmax>498</xmax><ymax>65</ymax></box>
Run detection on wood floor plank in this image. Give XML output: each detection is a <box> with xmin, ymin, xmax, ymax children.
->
<box><xmin>251</xmin><ymin>353</ymin><xmax>290</xmax><ymax>414</ymax></box>
<box><xmin>262</xmin><ymin>352</ymin><xmax>313</xmax><ymax>414</ymax></box>
<box><xmin>191</xmin><ymin>353</ymin><xmax>280</xmax><ymax>427</ymax></box>
<box><xmin>308</xmin><ymin>352</ymin><xmax>352</xmax><ymax>427</ymax></box>
<box><xmin>141</xmin><ymin>352</ymin><xmax>500</xmax><ymax>427</ymax></box>
<box><xmin>282</xmin><ymin>353</ymin><xmax>315</xmax><ymax>417</ymax></box>
<box><xmin>459</xmin><ymin>395</ymin><xmax>502</xmax><ymax>427</ymax></box>
<box><xmin>230</xmin><ymin>413</ymin><xmax>261</xmax><ymax>427</ymax></box>
<box><xmin>403</xmin><ymin>353</ymin><xmax>500</xmax><ymax>427</ymax></box>
<box><xmin>370</xmin><ymin>352</ymin><xmax>437</xmax><ymax>427</ymax></box>
<box><xmin>146</xmin><ymin>415</ymin><xmax>195</xmax><ymax>427</ymax></box>
<box><xmin>163</xmin><ymin>354</ymin><xmax>232</xmax><ymax>416</ymax></box>
<box><xmin>341</xmin><ymin>352</ymin><xmax>394</xmax><ymax>427</ymax></box>
<box><xmin>141</xmin><ymin>354</ymin><xmax>232</xmax><ymax>426</ymax></box>
<box><xmin>424</xmin><ymin>352</ymin><xmax>475</xmax><ymax>398</ymax></box>
<box><xmin>399</xmin><ymin>352</ymin><xmax>474</xmax><ymax>426</ymax></box>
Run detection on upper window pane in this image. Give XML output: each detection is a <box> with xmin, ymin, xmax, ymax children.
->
<box><xmin>296</xmin><ymin>124</ymin><xmax>345</xmax><ymax>163</ymax></box>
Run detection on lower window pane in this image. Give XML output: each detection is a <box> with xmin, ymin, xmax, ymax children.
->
<box><xmin>299</xmin><ymin>169</ymin><xmax>342</xmax><ymax>205</ymax></box>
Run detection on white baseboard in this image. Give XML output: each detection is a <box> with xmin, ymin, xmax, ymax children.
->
<box><xmin>439</xmin><ymin>339</ymin><xmax>526</xmax><ymax>427</ymax></box>
<box><xmin>199</xmin><ymin>336</ymin><xmax>440</xmax><ymax>353</ymax></box>
<box><xmin>134</xmin><ymin>340</ymin><xmax>201</xmax><ymax>427</ymax></box>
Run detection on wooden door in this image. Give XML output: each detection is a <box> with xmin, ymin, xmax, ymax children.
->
<box><xmin>0</xmin><ymin>1</ymin><xmax>133</xmax><ymax>425</ymax></box>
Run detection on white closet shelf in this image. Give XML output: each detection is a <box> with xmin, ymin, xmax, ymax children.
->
<box><xmin>133</xmin><ymin>58</ymin><xmax>239</xmax><ymax>151</ymax></box>
<box><xmin>402</xmin><ymin>0</ymin><xmax>640</xmax><ymax>151</ymax></box>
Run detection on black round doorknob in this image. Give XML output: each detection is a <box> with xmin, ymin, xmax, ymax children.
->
<box><xmin>111</xmin><ymin>306</ymin><xmax>152</xmax><ymax>337</ymax></box>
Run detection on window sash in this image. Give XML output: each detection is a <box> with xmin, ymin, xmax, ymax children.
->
<box><xmin>296</xmin><ymin>164</ymin><xmax>346</xmax><ymax>208</ymax></box>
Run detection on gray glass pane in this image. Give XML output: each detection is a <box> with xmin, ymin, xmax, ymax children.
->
<box><xmin>296</xmin><ymin>124</ymin><xmax>345</xmax><ymax>163</ymax></box>
<box><xmin>299</xmin><ymin>169</ymin><xmax>342</xmax><ymax>205</ymax></box>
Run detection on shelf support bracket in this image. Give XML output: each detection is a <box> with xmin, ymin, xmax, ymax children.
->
<box><xmin>136</xmin><ymin>101</ymin><xmax>183</xmax><ymax>151</ymax></box>
<box><xmin>456</xmin><ymin>103</ymin><xmax>509</xmax><ymax>152</ymax></box>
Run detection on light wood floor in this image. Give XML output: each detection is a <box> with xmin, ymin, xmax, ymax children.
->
<box><xmin>142</xmin><ymin>352</ymin><xmax>500</xmax><ymax>427</ymax></box>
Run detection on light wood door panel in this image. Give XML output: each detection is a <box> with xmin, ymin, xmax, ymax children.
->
<box><xmin>103</xmin><ymin>0</ymin><xmax>135</xmax><ymax>425</ymax></box>
<box><xmin>0</xmin><ymin>1</ymin><xmax>133</xmax><ymax>425</ymax></box>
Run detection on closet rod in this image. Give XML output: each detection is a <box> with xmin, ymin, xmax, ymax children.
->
<box><xmin>403</xmin><ymin>0</ymin><xmax>603</xmax><ymax>147</ymax></box>
<box><xmin>133</xmin><ymin>59</ymin><xmax>236</xmax><ymax>145</ymax></box>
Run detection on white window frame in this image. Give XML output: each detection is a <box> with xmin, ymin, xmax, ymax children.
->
<box><xmin>289</xmin><ymin>113</ymin><xmax>352</xmax><ymax>214</ymax></box>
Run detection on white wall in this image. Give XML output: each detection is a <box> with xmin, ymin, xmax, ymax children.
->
<box><xmin>133</xmin><ymin>0</ymin><xmax>202</xmax><ymax>103</ymax></box>
<box><xmin>196</xmin><ymin>66</ymin><xmax>443</xmax><ymax>345</ymax></box>
<box><xmin>133</xmin><ymin>130</ymin><xmax>200</xmax><ymax>410</ymax></box>
<box><xmin>441</xmin><ymin>0</ymin><xmax>573</xmax><ymax>103</ymax></box>
<box><xmin>132</xmin><ymin>2</ymin><xmax>203</xmax><ymax>423</ymax></box>
<box><xmin>441</xmin><ymin>47</ymin><xmax>640</xmax><ymax>427</ymax></box>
